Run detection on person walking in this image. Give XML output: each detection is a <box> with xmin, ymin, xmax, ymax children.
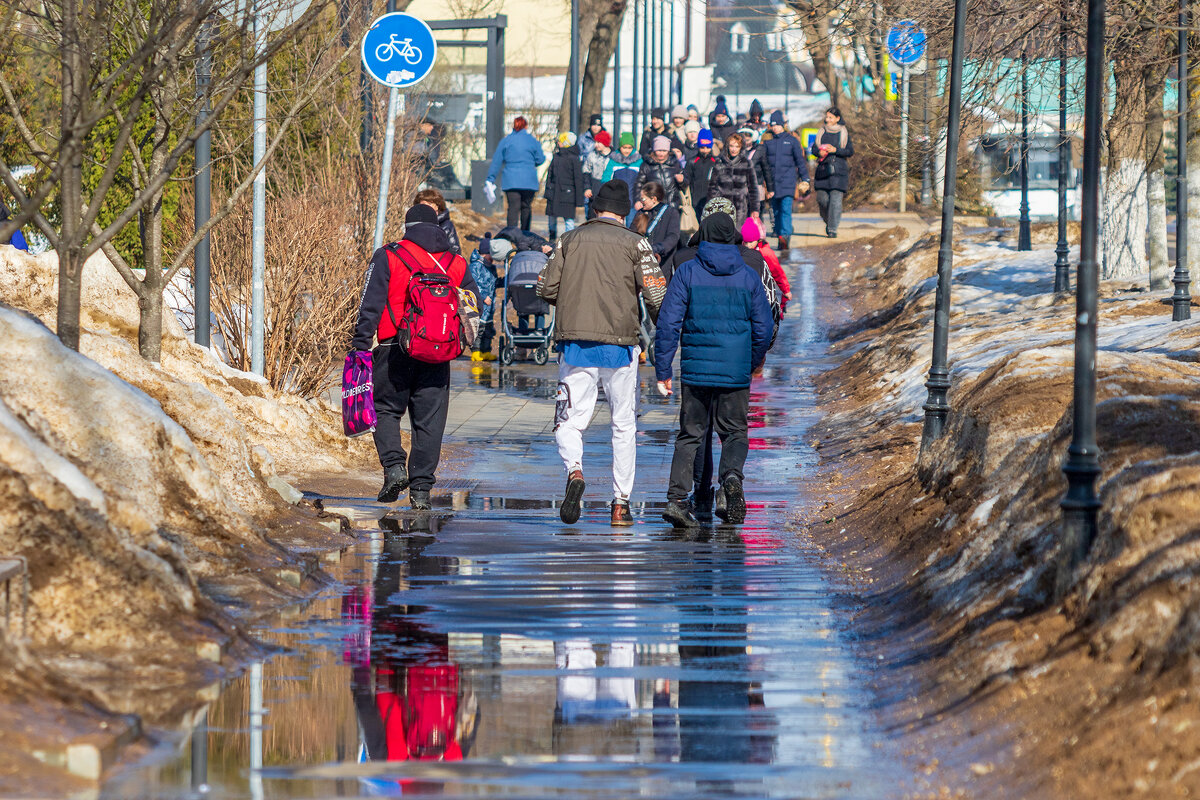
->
<box><xmin>545</xmin><ymin>131</ymin><xmax>585</xmax><ymax>241</ymax></box>
<box><xmin>708</xmin><ymin>133</ymin><xmax>759</xmax><ymax>224</ymax></box>
<box><xmin>760</xmin><ymin>110</ymin><xmax>810</xmax><ymax>252</ymax></box>
<box><xmin>630</xmin><ymin>181</ymin><xmax>681</xmax><ymax>263</ymax></box>
<box><xmin>662</xmin><ymin>197</ymin><xmax>783</xmax><ymax>516</ymax></box>
<box><xmin>707</xmin><ymin>97</ymin><xmax>736</xmax><ymax>148</ymax></box>
<box><xmin>414</xmin><ymin>188</ymin><xmax>462</xmax><ymax>255</ymax></box>
<box><xmin>638</xmin><ymin>108</ymin><xmax>682</xmax><ymax>162</ymax></box>
<box><xmin>636</xmin><ymin>136</ymin><xmax>685</xmax><ymax>210</ymax></box>
<box><xmin>683</xmin><ymin>130</ymin><xmax>717</xmax><ymax>222</ymax></box>
<box><xmin>536</xmin><ymin>179</ymin><xmax>667</xmax><ymax>527</ymax></box>
<box><xmin>741</xmin><ymin>215</ymin><xmax>791</xmax><ymax>308</ymax></box>
<box><xmin>602</xmin><ymin>132</ymin><xmax>644</xmax><ymax>224</ymax></box>
<box><xmin>654</xmin><ymin>211</ymin><xmax>772</xmax><ymax>528</ymax></box>
<box><xmin>352</xmin><ymin>204</ymin><xmax>480</xmax><ymax>509</ymax></box>
<box><xmin>468</xmin><ymin>235</ymin><xmax>499</xmax><ymax>360</ymax></box>
<box><xmin>679</xmin><ymin>120</ymin><xmax>702</xmax><ymax>164</ymax></box>
<box><xmin>738</xmin><ymin>127</ymin><xmax>773</xmax><ymax>223</ymax></box>
<box><xmin>746</xmin><ymin>99</ymin><xmax>766</xmax><ymax>133</ymax></box>
<box><xmin>579</xmin><ymin>114</ymin><xmax>605</xmax><ymax>161</ymax></box>
<box><xmin>811</xmin><ymin>107</ymin><xmax>854</xmax><ymax>238</ymax></box>
<box><xmin>486</xmin><ymin>116</ymin><xmax>546</xmax><ymax>230</ymax></box>
<box><xmin>582</xmin><ymin>130</ymin><xmax>613</xmax><ymax>217</ymax></box>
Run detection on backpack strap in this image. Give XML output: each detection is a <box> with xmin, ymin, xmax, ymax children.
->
<box><xmin>645</xmin><ymin>204</ymin><xmax>669</xmax><ymax>236</ymax></box>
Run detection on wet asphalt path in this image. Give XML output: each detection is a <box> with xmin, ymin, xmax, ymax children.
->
<box><xmin>102</xmin><ymin>248</ymin><xmax>903</xmax><ymax>799</ymax></box>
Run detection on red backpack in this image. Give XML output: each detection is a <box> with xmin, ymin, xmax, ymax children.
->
<box><xmin>385</xmin><ymin>243</ymin><xmax>464</xmax><ymax>363</ymax></box>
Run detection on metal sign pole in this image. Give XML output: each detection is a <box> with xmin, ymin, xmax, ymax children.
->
<box><xmin>899</xmin><ymin>64</ymin><xmax>910</xmax><ymax>213</ymax></box>
<box><xmin>374</xmin><ymin>88</ymin><xmax>401</xmax><ymax>250</ymax></box>
<box><xmin>194</xmin><ymin>19</ymin><xmax>213</xmax><ymax>348</ymax></box>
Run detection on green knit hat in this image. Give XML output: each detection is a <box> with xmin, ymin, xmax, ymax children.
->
<box><xmin>619</xmin><ymin>131</ymin><xmax>636</xmax><ymax>147</ymax></box>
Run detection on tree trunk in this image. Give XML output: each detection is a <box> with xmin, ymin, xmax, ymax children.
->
<box><xmin>56</xmin><ymin>0</ymin><xmax>87</xmax><ymax>351</ymax></box>
<box><xmin>559</xmin><ymin>1</ymin><xmax>603</xmax><ymax>131</ymax></box>
<box><xmin>1102</xmin><ymin>57</ymin><xmax>1148</xmax><ymax>281</ymax></box>
<box><xmin>579</xmin><ymin>0</ymin><xmax>628</xmax><ymax>123</ymax></box>
<box><xmin>1145</xmin><ymin>61</ymin><xmax>1169</xmax><ymax>290</ymax></box>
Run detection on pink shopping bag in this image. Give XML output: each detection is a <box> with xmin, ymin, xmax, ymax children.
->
<box><xmin>341</xmin><ymin>351</ymin><xmax>377</xmax><ymax>438</ymax></box>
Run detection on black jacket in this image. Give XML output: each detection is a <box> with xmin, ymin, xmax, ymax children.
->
<box><xmin>632</xmin><ymin>203</ymin><xmax>681</xmax><ymax>260</ymax></box>
<box><xmin>496</xmin><ymin>226</ymin><xmax>550</xmax><ymax>252</ymax></box>
<box><xmin>684</xmin><ymin>154</ymin><xmax>717</xmax><ymax>210</ymax></box>
<box><xmin>437</xmin><ymin>208</ymin><xmax>461</xmax><ymax>255</ymax></box>
<box><xmin>636</xmin><ymin>159</ymin><xmax>684</xmax><ymax>208</ymax></box>
<box><xmin>709</xmin><ymin>122</ymin><xmax>737</xmax><ymax>148</ymax></box>
<box><xmin>812</xmin><ymin>127</ymin><xmax>854</xmax><ymax>192</ymax></box>
<box><xmin>747</xmin><ymin>146</ymin><xmax>774</xmax><ymax>201</ymax></box>
<box><xmin>544</xmin><ymin>144</ymin><xmax>586</xmax><ymax>217</ymax></box>
<box><xmin>638</xmin><ymin>125</ymin><xmax>684</xmax><ymax>161</ymax></box>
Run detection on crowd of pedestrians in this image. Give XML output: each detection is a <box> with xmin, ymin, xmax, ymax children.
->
<box><xmin>351</xmin><ymin>97</ymin><xmax>854</xmax><ymax>529</ymax></box>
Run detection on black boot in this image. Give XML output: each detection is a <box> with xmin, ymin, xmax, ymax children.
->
<box><xmin>690</xmin><ymin>485</ymin><xmax>714</xmax><ymax>521</ymax></box>
<box><xmin>662</xmin><ymin>499</ymin><xmax>701</xmax><ymax>529</ymax></box>
<box><xmin>377</xmin><ymin>465</ymin><xmax>409</xmax><ymax>503</ymax></box>
<box><xmin>409</xmin><ymin>489</ymin><xmax>432</xmax><ymax>511</ymax></box>
<box><xmin>715</xmin><ymin>476</ymin><xmax>746</xmax><ymax>524</ymax></box>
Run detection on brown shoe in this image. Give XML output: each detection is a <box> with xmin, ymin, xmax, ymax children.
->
<box><xmin>610</xmin><ymin>500</ymin><xmax>633</xmax><ymax>527</ymax></box>
<box><xmin>560</xmin><ymin>470</ymin><xmax>586</xmax><ymax>524</ymax></box>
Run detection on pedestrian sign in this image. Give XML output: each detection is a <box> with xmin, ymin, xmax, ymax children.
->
<box><xmin>886</xmin><ymin>20</ymin><xmax>926</xmax><ymax>67</ymax></box>
<box><xmin>361</xmin><ymin>12</ymin><xmax>437</xmax><ymax>89</ymax></box>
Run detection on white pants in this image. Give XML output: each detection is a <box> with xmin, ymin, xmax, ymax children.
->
<box><xmin>554</xmin><ymin>353</ymin><xmax>639</xmax><ymax>501</ymax></box>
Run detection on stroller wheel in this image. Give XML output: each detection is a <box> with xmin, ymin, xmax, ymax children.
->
<box><xmin>533</xmin><ymin>346</ymin><xmax>549</xmax><ymax>365</ymax></box>
<box><xmin>500</xmin><ymin>345</ymin><xmax>516</xmax><ymax>366</ymax></box>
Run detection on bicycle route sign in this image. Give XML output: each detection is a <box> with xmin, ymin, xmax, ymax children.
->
<box><xmin>361</xmin><ymin>12</ymin><xmax>437</xmax><ymax>89</ymax></box>
<box><xmin>886</xmin><ymin>20</ymin><xmax>926</xmax><ymax>67</ymax></box>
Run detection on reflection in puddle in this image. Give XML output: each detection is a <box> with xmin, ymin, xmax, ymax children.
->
<box><xmin>102</xmin><ymin>249</ymin><xmax>899</xmax><ymax>800</ymax></box>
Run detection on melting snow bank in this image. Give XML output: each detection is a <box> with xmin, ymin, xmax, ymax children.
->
<box><xmin>805</xmin><ymin>226</ymin><xmax>1200</xmax><ymax>798</ymax></box>
<box><xmin>0</xmin><ymin>247</ymin><xmax>373</xmax><ymax>792</ymax></box>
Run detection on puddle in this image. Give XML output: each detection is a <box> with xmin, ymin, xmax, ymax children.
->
<box><xmin>101</xmin><ymin>250</ymin><xmax>906</xmax><ymax>799</ymax></box>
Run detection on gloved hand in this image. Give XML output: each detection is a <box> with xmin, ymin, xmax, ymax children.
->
<box><xmin>483</xmin><ymin>181</ymin><xmax>497</xmax><ymax>204</ymax></box>
<box><xmin>656</xmin><ymin>380</ymin><xmax>673</xmax><ymax>397</ymax></box>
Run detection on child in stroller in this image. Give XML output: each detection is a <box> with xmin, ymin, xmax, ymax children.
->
<box><xmin>493</xmin><ymin>227</ymin><xmax>555</xmax><ymax>365</ymax></box>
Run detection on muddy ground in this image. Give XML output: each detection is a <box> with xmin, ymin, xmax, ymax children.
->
<box><xmin>802</xmin><ymin>223</ymin><xmax>1200</xmax><ymax>798</ymax></box>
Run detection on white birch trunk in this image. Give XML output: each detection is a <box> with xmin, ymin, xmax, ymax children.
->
<box><xmin>1101</xmin><ymin>158</ymin><xmax>1149</xmax><ymax>281</ymax></box>
<box><xmin>1147</xmin><ymin>169</ymin><xmax>1169</xmax><ymax>289</ymax></box>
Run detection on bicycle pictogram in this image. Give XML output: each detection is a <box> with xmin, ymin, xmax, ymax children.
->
<box><xmin>375</xmin><ymin>34</ymin><xmax>423</xmax><ymax>65</ymax></box>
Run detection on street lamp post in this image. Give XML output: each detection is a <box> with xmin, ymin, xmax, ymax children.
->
<box><xmin>570</xmin><ymin>0</ymin><xmax>580</xmax><ymax>132</ymax></box>
<box><xmin>1018</xmin><ymin>53</ymin><xmax>1032</xmax><ymax>251</ymax></box>
<box><xmin>1174</xmin><ymin>0</ymin><xmax>1193</xmax><ymax>321</ymax></box>
<box><xmin>632</xmin><ymin>0</ymin><xmax>639</xmax><ymax>133</ymax></box>
<box><xmin>919</xmin><ymin>0</ymin><xmax>968</xmax><ymax>448</ymax></box>
<box><xmin>1054</xmin><ymin>22</ymin><xmax>1071</xmax><ymax>292</ymax></box>
<box><xmin>194</xmin><ymin>20</ymin><xmax>213</xmax><ymax>348</ymax></box>
<box><xmin>921</xmin><ymin>71</ymin><xmax>932</xmax><ymax>206</ymax></box>
<box><xmin>1059</xmin><ymin>0</ymin><xmax>1105</xmax><ymax>583</ymax></box>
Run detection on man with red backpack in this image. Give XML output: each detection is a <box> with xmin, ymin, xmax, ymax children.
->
<box><xmin>352</xmin><ymin>204</ymin><xmax>480</xmax><ymax>509</ymax></box>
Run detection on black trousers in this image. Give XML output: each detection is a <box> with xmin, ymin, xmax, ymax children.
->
<box><xmin>372</xmin><ymin>343</ymin><xmax>450</xmax><ymax>491</ymax></box>
<box><xmin>668</xmin><ymin>384</ymin><xmax>750</xmax><ymax>500</ymax></box>
<box><xmin>506</xmin><ymin>189</ymin><xmax>535</xmax><ymax>230</ymax></box>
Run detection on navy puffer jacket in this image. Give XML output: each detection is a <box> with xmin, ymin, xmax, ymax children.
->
<box><xmin>653</xmin><ymin>241</ymin><xmax>772</xmax><ymax>389</ymax></box>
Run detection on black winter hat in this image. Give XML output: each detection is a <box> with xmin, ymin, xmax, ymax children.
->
<box><xmin>589</xmin><ymin>113</ymin><xmax>603</xmax><ymax>127</ymax></box>
<box><xmin>698</xmin><ymin>212</ymin><xmax>739</xmax><ymax>245</ymax></box>
<box><xmin>769</xmin><ymin>109</ymin><xmax>786</xmax><ymax>126</ymax></box>
<box><xmin>592</xmin><ymin>179</ymin><xmax>632</xmax><ymax>217</ymax></box>
<box><xmin>651</xmin><ymin>107</ymin><xmax>667</xmax><ymax>121</ymax></box>
<box><xmin>405</xmin><ymin>204</ymin><xmax>439</xmax><ymax>225</ymax></box>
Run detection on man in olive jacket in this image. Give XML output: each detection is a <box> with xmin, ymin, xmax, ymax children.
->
<box><xmin>537</xmin><ymin>179</ymin><xmax>667</xmax><ymax>527</ymax></box>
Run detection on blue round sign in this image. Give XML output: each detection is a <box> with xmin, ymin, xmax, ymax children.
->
<box><xmin>361</xmin><ymin>13</ymin><xmax>437</xmax><ymax>89</ymax></box>
<box><xmin>886</xmin><ymin>20</ymin><xmax>926</xmax><ymax>66</ymax></box>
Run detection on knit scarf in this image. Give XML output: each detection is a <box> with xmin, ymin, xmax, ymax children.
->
<box><xmin>819</xmin><ymin>123</ymin><xmax>848</xmax><ymax>149</ymax></box>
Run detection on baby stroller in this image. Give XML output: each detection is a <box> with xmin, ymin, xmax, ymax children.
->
<box><xmin>499</xmin><ymin>249</ymin><xmax>555</xmax><ymax>365</ymax></box>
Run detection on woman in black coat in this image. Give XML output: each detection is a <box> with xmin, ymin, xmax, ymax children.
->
<box><xmin>707</xmin><ymin>133</ymin><xmax>760</xmax><ymax>224</ymax></box>
<box><xmin>629</xmin><ymin>181</ymin><xmax>680</xmax><ymax>263</ymax></box>
<box><xmin>545</xmin><ymin>134</ymin><xmax>585</xmax><ymax>241</ymax></box>
<box><xmin>811</xmin><ymin>106</ymin><xmax>854</xmax><ymax>238</ymax></box>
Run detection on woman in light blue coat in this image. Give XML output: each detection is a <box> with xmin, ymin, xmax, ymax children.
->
<box><xmin>486</xmin><ymin>116</ymin><xmax>546</xmax><ymax>230</ymax></box>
